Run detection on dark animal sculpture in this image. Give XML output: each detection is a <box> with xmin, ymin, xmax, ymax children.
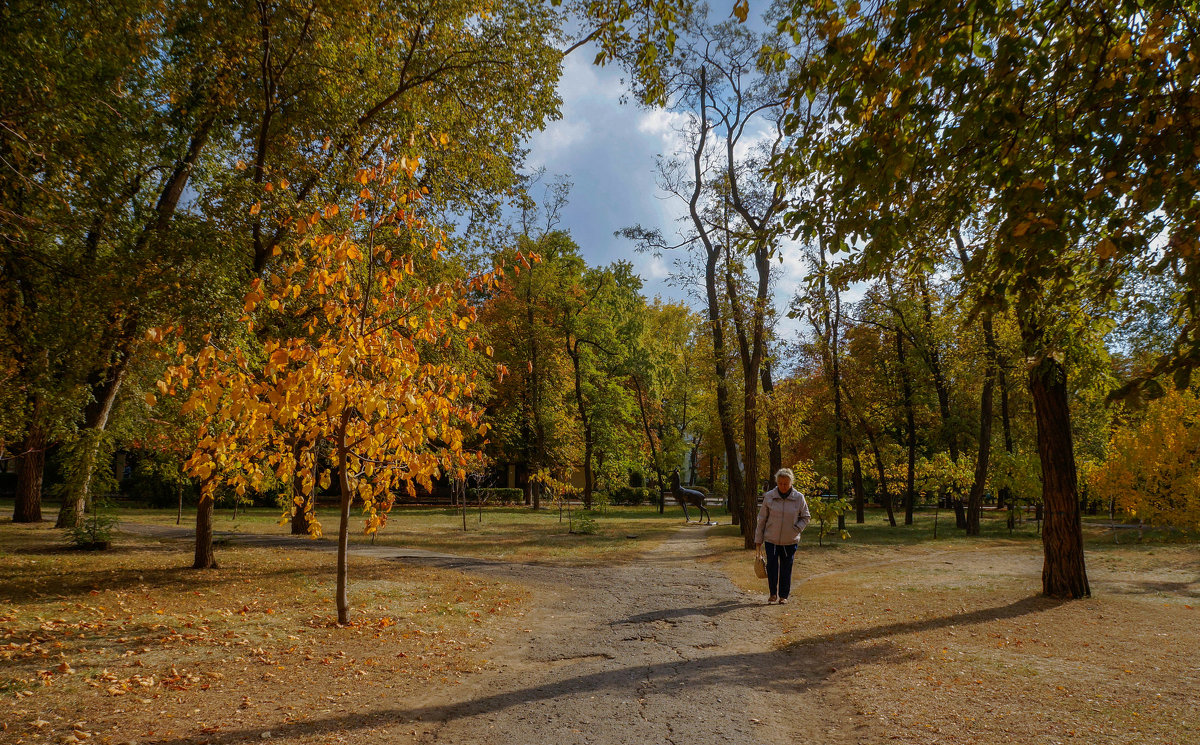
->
<box><xmin>669</xmin><ymin>468</ymin><xmax>711</xmax><ymax>524</ymax></box>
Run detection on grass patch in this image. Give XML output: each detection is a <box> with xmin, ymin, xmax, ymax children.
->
<box><xmin>0</xmin><ymin>520</ymin><xmax>529</xmax><ymax>743</ymax></box>
<box><xmin>709</xmin><ymin>507</ymin><xmax>1200</xmax><ymax>744</ymax></box>
<box><xmin>108</xmin><ymin>501</ymin><xmax>698</xmax><ymax>564</ymax></box>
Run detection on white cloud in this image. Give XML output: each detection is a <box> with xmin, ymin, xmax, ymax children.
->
<box><xmin>527</xmin><ymin>119</ymin><xmax>589</xmax><ymax>167</ymax></box>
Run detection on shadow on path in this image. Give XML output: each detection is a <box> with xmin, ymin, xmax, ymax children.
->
<box><xmin>613</xmin><ymin>600</ymin><xmax>759</xmax><ymax>625</ymax></box>
<box><xmin>146</xmin><ymin>595</ymin><xmax>1060</xmax><ymax>745</ymax></box>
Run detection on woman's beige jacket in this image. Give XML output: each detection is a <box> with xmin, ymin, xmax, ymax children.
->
<box><xmin>754</xmin><ymin>487</ymin><xmax>811</xmax><ymax>545</ymax></box>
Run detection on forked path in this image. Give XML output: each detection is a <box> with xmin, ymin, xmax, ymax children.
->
<box><xmin>120</xmin><ymin>522</ymin><xmax>840</xmax><ymax>743</ymax></box>
<box><xmin>396</xmin><ymin>526</ymin><xmax>823</xmax><ymax>745</ymax></box>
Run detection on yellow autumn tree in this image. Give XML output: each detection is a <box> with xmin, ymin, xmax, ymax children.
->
<box><xmin>1089</xmin><ymin>388</ymin><xmax>1200</xmax><ymax>532</ymax></box>
<box><xmin>155</xmin><ymin>148</ymin><xmax>529</xmax><ymax>624</ymax></box>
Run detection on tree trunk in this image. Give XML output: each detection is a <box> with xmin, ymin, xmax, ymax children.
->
<box><xmin>526</xmin><ymin>262</ymin><xmax>543</xmax><ymax>512</ymax></box>
<box><xmin>57</xmin><ymin>355</ymin><xmax>129</xmax><ymax>528</ymax></box>
<box><xmin>897</xmin><ymin>328</ymin><xmax>917</xmax><ymax>525</ymax></box>
<box><xmin>193</xmin><ymin>493</ymin><xmax>217</xmax><ymax>569</ymax></box>
<box><xmin>862</xmin><ymin>420</ymin><xmax>896</xmax><ymax>527</ymax></box>
<box><xmin>966</xmin><ymin>313</ymin><xmax>997</xmax><ymax>536</ymax></box>
<box><xmin>13</xmin><ymin>419</ymin><xmax>46</xmax><ymax>523</ymax></box>
<box><xmin>728</xmin><ymin>240</ymin><xmax>770</xmax><ymax>548</ymax></box>
<box><xmin>997</xmin><ymin>354</ymin><xmax>1015</xmax><ymax>509</ymax></box>
<box><xmin>336</xmin><ymin>415</ymin><xmax>353</xmax><ymax>624</ymax></box>
<box><xmin>1028</xmin><ymin>356</ymin><xmax>1090</xmax><ymax>598</ymax></box>
<box><xmin>832</xmin><ymin>293</ymin><xmax>846</xmax><ymax>533</ymax></box>
<box><xmin>918</xmin><ymin>279</ymin><xmax>965</xmax><ymax>528</ymax></box>
<box><xmin>761</xmin><ymin>363</ymin><xmax>783</xmax><ymax>479</ymax></box>
<box><xmin>290</xmin><ymin>441</ymin><xmax>310</xmax><ymax>535</ymax></box>
<box><xmin>848</xmin><ymin>438</ymin><xmax>866</xmax><ymax>524</ymax></box>
<box><xmin>740</xmin><ymin>383</ymin><xmax>760</xmax><ymax>545</ymax></box>
<box><xmin>567</xmin><ymin>339</ymin><xmax>594</xmax><ymax>510</ymax></box>
<box><xmin>631</xmin><ymin>373</ymin><xmax>669</xmax><ymax>512</ymax></box>
<box><xmin>689</xmin><ymin>66</ymin><xmax>744</xmax><ymax>528</ymax></box>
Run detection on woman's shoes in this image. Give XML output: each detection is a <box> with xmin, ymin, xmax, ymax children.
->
<box><xmin>778</xmin><ymin>597</ymin><xmax>789</xmax><ymax>604</ymax></box>
<box><xmin>768</xmin><ymin>595</ymin><xmax>778</xmax><ymax>604</ymax></box>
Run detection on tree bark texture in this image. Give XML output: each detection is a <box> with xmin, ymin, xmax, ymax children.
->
<box><xmin>1028</xmin><ymin>357</ymin><xmax>1090</xmax><ymax>598</ymax></box>
<box><xmin>193</xmin><ymin>493</ymin><xmax>217</xmax><ymax>569</ymax></box>
<box><xmin>13</xmin><ymin>420</ymin><xmax>46</xmax><ymax>523</ymax></box>
<box><xmin>896</xmin><ymin>328</ymin><xmax>917</xmax><ymax>525</ymax></box>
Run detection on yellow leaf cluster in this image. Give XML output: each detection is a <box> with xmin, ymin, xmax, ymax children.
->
<box><xmin>159</xmin><ymin>151</ymin><xmax>502</xmax><ymax>536</ymax></box>
<box><xmin>1088</xmin><ymin>388</ymin><xmax>1200</xmax><ymax>531</ymax></box>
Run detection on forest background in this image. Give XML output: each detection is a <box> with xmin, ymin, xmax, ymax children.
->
<box><xmin>2</xmin><ymin>0</ymin><xmax>1198</xmax><ymax>604</ymax></box>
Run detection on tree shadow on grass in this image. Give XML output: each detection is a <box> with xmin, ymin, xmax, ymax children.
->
<box><xmin>145</xmin><ymin>594</ymin><xmax>1063</xmax><ymax>745</ymax></box>
<box><xmin>1100</xmin><ymin>578</ymin><xmax>1200</xmax><ymax>598</ymax></box>
<box><xmin>0</xmin><ymin>562</ymin><xmax>314</xmax><ymax>604</ymax></box>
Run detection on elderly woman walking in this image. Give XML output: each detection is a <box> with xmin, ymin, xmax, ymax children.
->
<box><xmin>754</xmin><ymin>468</ymin><xmax>811</xmax><ymax>604</ymax></box>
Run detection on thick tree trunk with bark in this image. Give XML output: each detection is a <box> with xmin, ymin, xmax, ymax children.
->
<box><xmin>1028</xmin><ymin>357</ymin><xmax>1090</xmax><ymax>598</ymax></box>
<box><xmin>687</xmin><ymin>67</ymin><xmax>745</xmax><ymax>527</ymax></box>
<box><xmin>193</xmin><ymin>494</ymin><xmax>217</xmax><ymax>569</ymax></box>
<box><xmin>13</xmin><ymin>420</ymin><xmax>46</xmax><ymax>523</ymax></box>
<box><xmin>832</xmin><ymin>295</ymin><xmax>846</xmax><ymax>533</ymax></box>
<box><xmin>740</xmin><ymin>384</ymin><xmax>760</xmax><ymax>543</ymax></box>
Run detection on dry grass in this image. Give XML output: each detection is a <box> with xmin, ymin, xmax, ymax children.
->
<box><xmin>710</xmin><ymin>510</ymin><xmax>1200</xmax><ymax>745</ymax></box>
<box><xmin>0</xmin><ymin>521</ymin><xmax>530</xmax><ymax>744</ymax></box>
<box><xmin>117</xmin><ymin>503</ymin><xmax>690</xmax><ymax>564</ymax></box>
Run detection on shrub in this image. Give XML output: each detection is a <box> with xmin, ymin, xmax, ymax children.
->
<box><xmin>807</xmin><ymin>495</ymin><xmax>852</xmax><ymax>547</ymax></box>
<box><xmin>467</xmin><ymin>488</ymin><xmax>523</xmax><ymax>506</ymax></box>
<box><xmin>610</xmin><ymin>486</ymin><xmax>655</xmax><ymax>506</ymax></box>
<box><xmin>569</xmin><ymin>512</ymin><xmax>598</xmax><ymax>534</ymax></box>
<box><xmin>65</xmin><ymin>500</ymin><xmax>118</xmax><ymax>550</ymax></box>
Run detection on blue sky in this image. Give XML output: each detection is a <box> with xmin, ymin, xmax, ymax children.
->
<box><xmin>524</xmin><ymin>24</ymin><xmax>818</xmax><ymax>340</ymax></box>
<box><xmin>525</xmin><ymin>51</ymin><xmax>683</xmax><ymax>298</ymax></box>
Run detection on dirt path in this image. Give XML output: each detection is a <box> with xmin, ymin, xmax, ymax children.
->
<box><xmin>120</xmin><ymin>522</ymin><xmax>828</xmax><ymax>744</ymax></box>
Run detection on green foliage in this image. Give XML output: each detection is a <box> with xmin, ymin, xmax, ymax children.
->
<box><xmin>807</xmin><ymin>495</ymin><xmax>851</xmax><ymax>547</ymax></box>
<box><xmin>569</xmin><ymin>512</ymin><xmax>598</xmax><ymax>535</ymax></box>
<box><xmin>465</xmin><ymin>488</ymin><xmax>524</xmax><ymax>506</ymax></box>
<box><xmin>789</xmin><ymin>461</ymin><xmax>829</xmax><ymax>501</ymax></box>
<box><xmin>609</xmin><ymin>487</ymin><xmax>655</xmax><ymax>506</ymax></box>
<box><xmin>64</xmin><ymin>500</ymin><xmax>118</xmax><ymax>549</ymax></box>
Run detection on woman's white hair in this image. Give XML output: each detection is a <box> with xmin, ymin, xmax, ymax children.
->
<box><xmin>775</xmin><ymin>468</ymin><xmax>795</xmax><ymax>481</ymax></box>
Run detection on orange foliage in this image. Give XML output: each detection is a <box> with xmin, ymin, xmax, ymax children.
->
<box><xmin>154</xmin><ymin>151</ymin><xmax>528</xmax><ymax>537</ymax></box>
<box><xmin>1088</xmin><ymin>388</ymin><xmax>1200</xmax><ymax>531</ymax></box>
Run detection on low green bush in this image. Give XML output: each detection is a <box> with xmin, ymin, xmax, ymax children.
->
<box><xmin>64</xmin><ymin>500</ymin><xmax>118</xmax><ymax>550</ymax></box>
<box><xmin>609</xmin><ymin>486</ymin><xmax>655</xmax><ymax>506</ymax></box>
<box><xmin>467</xmin><ymin>487</ymin><xmax>523</xmax><ymax>506</ymax></box>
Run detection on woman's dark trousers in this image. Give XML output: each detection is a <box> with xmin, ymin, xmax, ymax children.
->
<box><xmin>765</xmin><ymin>541</ymin><xmax>797</xmax><ymax>599</ymax></box>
